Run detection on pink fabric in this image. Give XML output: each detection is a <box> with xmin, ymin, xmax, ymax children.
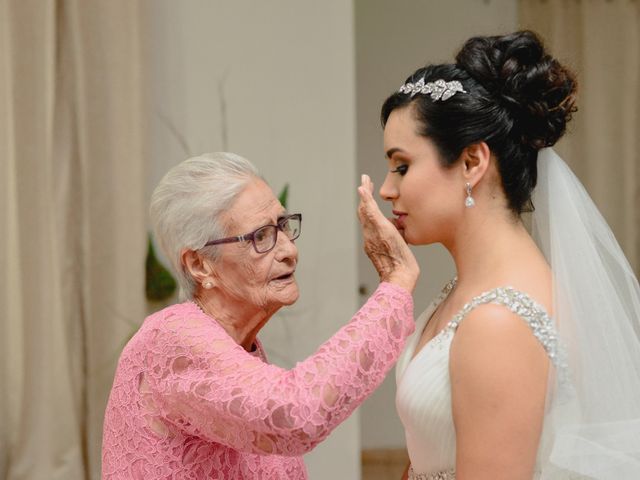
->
<box><xmin>102</xmin><ymin>282</ymin><xmax>414</xmax><ymax>479</ymax></box>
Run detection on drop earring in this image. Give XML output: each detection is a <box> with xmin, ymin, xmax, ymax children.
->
<box><xmin>465</xmin><ymin>182</ymin><xmax>475</xmax><ymax>208</ymax></box>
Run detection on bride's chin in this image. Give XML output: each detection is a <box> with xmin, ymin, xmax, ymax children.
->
<box><xmin>404</xmin><ymin>230</ymin><xmax>437</xmax><ymax>246</ymax></box>
<box><xmin>402</xmin><ymin>229</ymin><xmax>420</xmax><ymax>245</ymax></box>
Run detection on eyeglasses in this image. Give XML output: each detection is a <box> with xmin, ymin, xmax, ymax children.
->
<box><xmin>204</xmin><ymin>213</ymin><xmax>302</xmax><ymax>254</ymax></box>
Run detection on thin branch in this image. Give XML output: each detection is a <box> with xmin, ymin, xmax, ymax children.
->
<box><xmin>155</xmin><ymin>110</ymin><xmax>193</xmax><ymax>157</ymax></box>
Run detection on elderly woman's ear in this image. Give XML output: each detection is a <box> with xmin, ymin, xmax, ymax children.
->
<box><xmin>181</xmin><ymin>249</ymin><xmax>216</xmax><ymax>289</ymax></box>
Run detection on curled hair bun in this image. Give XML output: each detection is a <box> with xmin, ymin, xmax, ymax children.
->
<box><xmin>455</xmin><ymin>30</ymin><xmax>577</xmax><ymax>150</ymax></box>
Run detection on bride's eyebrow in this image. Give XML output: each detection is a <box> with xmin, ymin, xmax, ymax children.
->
<box><xmin>385</xmin><ymin>147</ymin><xmax>407</xmax><ymax>159</ymax></box>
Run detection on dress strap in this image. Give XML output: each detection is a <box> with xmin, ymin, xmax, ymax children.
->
<box><xmin>440</xmin><ymin>277</ymin><xmax>457</xmax><ymax>297</ymax></box>
<box><xmin>446</xmin><ymin>286</ymin><xmax>565</xmax><ymax>372</ymax></box>
<box><xmin>408</xmin><ymin>465</ymin><xmax>455</xmax><ymax>479</ymax></box>
<box><xmin>429</xmin><ymin>277</ymin><xmax>457</xmax><ymax>311</ymax></box>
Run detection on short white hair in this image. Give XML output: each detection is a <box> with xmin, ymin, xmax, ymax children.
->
<box><xmin>150</xmin><ymin>152</ymin><xmax>261</xmax><ymax>299</ymax></box>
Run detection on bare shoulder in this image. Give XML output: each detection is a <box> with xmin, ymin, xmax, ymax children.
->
<box><xmin>450</xmin><ymin>302</ymin><xmax>550</xmax><ymax>384</ymax></box>
<box><xmin>449</xmin><ymin>303</ymin><xmax>550</xmax><ymax>478</ymax></box>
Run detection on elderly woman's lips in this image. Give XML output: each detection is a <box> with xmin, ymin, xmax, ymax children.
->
<box><xmin>272</xmin><ymin>272</ymin><xmax>295</xmax><ymax>281</ymax></box>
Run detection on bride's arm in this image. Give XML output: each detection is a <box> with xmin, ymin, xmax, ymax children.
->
<box><xmin>449</xmin><ymin>304</ymin><xmax>549</xmax><ymax>480</ymax></box>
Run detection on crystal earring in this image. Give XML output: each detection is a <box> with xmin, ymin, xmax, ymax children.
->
<box><xmin>203</xmin><ymin>281</ymin><xmax>213</xmax><ymax>289</ymax></box>
<box><xmin>465</xmin><ymin>182</ymin><xmax>475</xmax><ymax>208</ymax></box>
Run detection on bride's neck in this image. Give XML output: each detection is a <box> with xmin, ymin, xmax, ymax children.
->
<box><xmin>447</xmin><ymin>210</ymin><xmax>537</xmax><ymax>287</ymax></box>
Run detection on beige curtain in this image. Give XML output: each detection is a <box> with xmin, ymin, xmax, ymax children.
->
<box><xmin>520</xmin><ymin>0</ymin><xmax>640</xmax><ymax>274</ymax></box>
<box><xmin>0</xmin><ymin>1</ymin><xmax>146</xmax><ymax>479</ymax></box>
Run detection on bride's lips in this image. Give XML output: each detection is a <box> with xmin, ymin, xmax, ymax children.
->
<box><xmin>392</xmin><ymin>210</ymin><xmax>407</xmax><ymax>229</ymax></box>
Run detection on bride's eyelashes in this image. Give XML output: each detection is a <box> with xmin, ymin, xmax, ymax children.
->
<box><xmin>391</xmin><ymin>164</ymin><xmax>409</xmax><ymax>176</ymax></box>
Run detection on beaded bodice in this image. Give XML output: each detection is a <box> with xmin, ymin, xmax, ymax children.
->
<box><xmin>397</xmin><ymin>279</ymin><xmax>561</xmax><ymax>479</ymax></box>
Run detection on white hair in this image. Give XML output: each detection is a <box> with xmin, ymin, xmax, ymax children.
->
<box><xmin>150</xmin><ymin>152</ymin><xmax>261</xmax><ymax>300</ymax></box>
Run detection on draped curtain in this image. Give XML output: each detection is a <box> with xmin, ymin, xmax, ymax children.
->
<box><xmin>520</xmin><ymin>0</ymin><xmax>640</xmax><ymax>274</ymax></box>
<box><xmin>0</xmin><ymin>1</ymin><xmax>146</xmax><ymax>478</ymax></box>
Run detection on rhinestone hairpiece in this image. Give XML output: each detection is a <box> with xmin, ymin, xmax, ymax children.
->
<box><xmin>398</xmin><ymin>77</ymin><xmax>467</xmax><ymax>101</ymax></box>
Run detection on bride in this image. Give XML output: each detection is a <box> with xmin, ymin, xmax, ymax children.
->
<box><xmin>359</xmin><ymin>30</ymin><xmax>640</xmax><ymax>479</ymax></box>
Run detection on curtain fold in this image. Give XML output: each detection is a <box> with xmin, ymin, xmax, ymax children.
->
<box><xmin>520</xmin><ymin>0</ymin><xmax>640</xmax><ymax>274</ymax></box>
<box><xmin>0</xmin><ymin>1</ymin><xmax>147</xmax><ymax>478</ymax></box>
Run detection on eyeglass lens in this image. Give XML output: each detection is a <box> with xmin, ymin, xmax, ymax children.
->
<box><xmin>253</xmin><ymin>216</ymin><xmax>301</xmax><ymax>253</ymax></box>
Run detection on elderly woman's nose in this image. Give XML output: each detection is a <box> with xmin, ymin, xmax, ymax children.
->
<box><xmin>274</xmin><ymin>231</ymin><xmax>298</xmax><ymax>260</ymax></box>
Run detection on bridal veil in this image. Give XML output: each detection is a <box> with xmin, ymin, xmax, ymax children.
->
<box><xmin>531</xmin><ymin>148</ymin><xmax>640</xmax><ymax>479</ymax></box>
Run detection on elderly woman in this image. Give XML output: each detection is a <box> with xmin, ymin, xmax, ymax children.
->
<box><xmin>102</xmin><ymin>152</ymin><xmax>418</xmax><ymax>479</ymax></box>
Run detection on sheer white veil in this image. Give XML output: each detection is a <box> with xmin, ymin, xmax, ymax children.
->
<box><xmin>531</xmin><ymin>148</ymin><xmax>640</xmax><ymax>479</ymax></box>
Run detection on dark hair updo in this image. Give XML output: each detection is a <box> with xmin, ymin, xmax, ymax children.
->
<box><xmin>381</xmin><ymin>30</ymin><xmax>577</xmax><ymax>214</ymax></box>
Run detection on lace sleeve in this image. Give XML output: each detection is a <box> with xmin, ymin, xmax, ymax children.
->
<box><xmin>143</xmin><ymin>282</ymin><xmax>413</xmax><ymax>456</ymax></box>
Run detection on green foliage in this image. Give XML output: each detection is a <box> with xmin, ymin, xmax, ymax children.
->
<box><xmin>145</xmin><ymin>234</ymin><xmax>177</xmax><ymax>301</ymax></box>
<box><xmin>278</xmin><ymin>183</ymin><xmax>289</xmax><ymax>209</ymax></box>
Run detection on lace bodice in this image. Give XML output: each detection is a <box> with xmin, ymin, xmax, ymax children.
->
<box><xmin>396</xmin><ymin>280</ymin><xmax>561</xmax><ymax>479</ymax></box>
<box><xmin>102</xmin><ymin>282</ymin><xmax>413</xmax><ymax>479</ymax></box>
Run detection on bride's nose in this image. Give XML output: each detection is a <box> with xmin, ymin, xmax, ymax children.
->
<box><xmin>379</xmin><ymin>172</ymin><xmax>398</xmax><ymax>201</ymax></box>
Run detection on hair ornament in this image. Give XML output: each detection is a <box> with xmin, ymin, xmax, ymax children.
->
<box><xmin>398</xmin><ymin>77</ymin><xmax>467</xmax><ymax>101</ymax></box>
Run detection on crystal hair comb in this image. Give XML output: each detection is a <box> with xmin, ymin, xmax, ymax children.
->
<box><xmin>398</xmin><ymin>78</ymin><xmax>467</xmax><ymax>101</ymax></box>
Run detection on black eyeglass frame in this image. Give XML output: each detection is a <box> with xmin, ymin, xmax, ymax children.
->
<box><xmin>203</xmin><ymin>213</ymin><xmax>302</xmax><ymax>254</ymax></box>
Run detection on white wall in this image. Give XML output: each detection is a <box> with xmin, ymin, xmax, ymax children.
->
<box><xmin>355</xmin><ymin>0</ymin><xmax>518</xmax><ymax>450</ymax></box>
<box><xmin>147</xmin><ymin>1</ymin><xmax>360</xmax><ymax>478</ymax></box>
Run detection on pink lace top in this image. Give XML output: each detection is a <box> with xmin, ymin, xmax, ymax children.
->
<box><xmin>102</xmin><ymin>282</ymin><xmax>413</xmax><ymax>479</ymax></box>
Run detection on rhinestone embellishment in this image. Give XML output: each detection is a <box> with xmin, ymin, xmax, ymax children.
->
<box><xmin>453</xmin><ymin>285</ymin><xmax>566</xmax><ymax>374</ymax></box>
<box><xmin>430</xmin><ymin>279</ymin><xmax>568</xmax><ymax>383</ymax></box>
<box><xmin>408</xmin><ymin>466</ymin><xmax>456</xmax><ymax>480</ymax></box>
<box><xmin>398</xmin><ymin>78</ymin><xmax>467</xmax><ymax>101</ymax></box>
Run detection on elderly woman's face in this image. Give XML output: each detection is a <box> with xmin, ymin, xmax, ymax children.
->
<box><xmin>211</xmin><ymin>179</ymin><xmax>299</xmax><ymax>315</ymax></box>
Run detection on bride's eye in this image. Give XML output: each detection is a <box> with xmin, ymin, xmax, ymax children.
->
<box><xmin>391</xmin><ymin>165</ymin><xmax>408</xmax><ymax>176</ymax></box>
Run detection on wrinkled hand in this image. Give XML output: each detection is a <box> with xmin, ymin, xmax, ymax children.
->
<box><xmin>358</xmin><ymin>174</ymin><xmax>419</xmax><ymax>293</ymax></box>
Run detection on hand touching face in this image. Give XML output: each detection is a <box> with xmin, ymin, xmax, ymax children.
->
<box><xmin>358</xmin><ymin>174</ymin><xmax>419</xmax><ymax>293</ymax></box>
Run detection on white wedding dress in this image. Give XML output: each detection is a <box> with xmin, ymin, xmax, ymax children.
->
<box><xmin>396</xmin><ymin>279</ymin><xmax>568</xmax><ymax>480</ymax></box>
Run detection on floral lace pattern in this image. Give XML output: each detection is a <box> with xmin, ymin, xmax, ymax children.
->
<box><xmin>102</xmin><ymin>282</ymin><xmax>413</xmax><ymax>479</ymax></box>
